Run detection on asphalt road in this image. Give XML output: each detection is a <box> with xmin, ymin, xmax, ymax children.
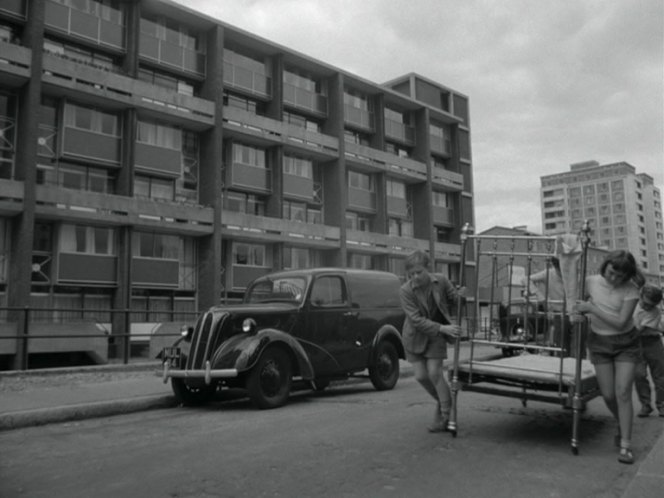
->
<box><xmin>0</xmin><ymin>376</ymin><xmax>661</xmax><ymax>498</ymax></box>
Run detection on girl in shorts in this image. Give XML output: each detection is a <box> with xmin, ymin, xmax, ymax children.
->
<box><xmin>574</xmin><ymin>250</ymin><xmax>644</xmax><ymax>464</ymax></box>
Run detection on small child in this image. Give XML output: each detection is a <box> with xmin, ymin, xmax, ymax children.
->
<box><xmin>634</xmin><ymin>284</ymin><xmax>664</xmax><ymax>417</ymax></box>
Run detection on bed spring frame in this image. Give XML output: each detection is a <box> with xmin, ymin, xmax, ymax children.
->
<box><xmin>448</xmin><ymin>222</ymin><xmax>600</xmax><ymax>455</ymax></box>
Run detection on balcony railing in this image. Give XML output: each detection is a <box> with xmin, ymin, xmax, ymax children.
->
<box><xmin>227</xmin><ymin>163</ymin><xmax>271</xmax><ymax>193</ymax></box>
<box><xmin>45</xmin><ymin>0</ymin><xmax>125</xmax><ymax>50</ymax></box>
<box><xmin>283</xmin><ymin>83</ymin><xmax>327</xmax><ymax>116</ymax></box>
<box><xmin>0</xmin><ymin>0</ymin><xmax>26</xmax><ymax>18</ymax></box>
<box><xmin>433</xmin><ymin>205</ymin><xmax>454</xmax><ymax>226</ymax></box>
<box><xmin>139</xmin><ymin>33</ymin><xmax>205</xmax><ymax>76</ymax></box>
<box><xmin>384</xmin><ymin>119</ymin><xmax>415</xmax><ymax>144</ymax></box>
<box><xmin>223</xmin><ymin>61</ymin><xmax>271</xmax><ymax>98</ymax></box>
<box><xmin>344</xmin><ymin>104</ymin><xmax>374</xmax><ymax>130</ymax></box>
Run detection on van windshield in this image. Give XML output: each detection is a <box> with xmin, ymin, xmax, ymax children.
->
<box><xmin>245</xmin><ymin>277</ymin><xmax>307</xmax><ymax>304</ymax></box>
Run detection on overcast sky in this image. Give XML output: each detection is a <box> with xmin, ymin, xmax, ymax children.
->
<box><xmin>174</xmin><ymin>0</ymin><xmax>663</xmax><ymax>233</ymax></box>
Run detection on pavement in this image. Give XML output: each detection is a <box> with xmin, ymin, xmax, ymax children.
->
<box><xmin>0</xmin><ymin>343</ymin><xmax>662</xmax><ymax>498</ymax></box>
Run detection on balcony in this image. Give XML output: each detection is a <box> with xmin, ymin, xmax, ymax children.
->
<box><xmin>58</xmin><ymin>253</ymin><xmax>116</xmax><ymax>285</ymax></box>
<box><xmin>63</xmin><ymin>127</ymin><xmax>121</xmax><ymax>166</ymax></box>
<box><xmin>430</xmin><ymin>134</ymin><xmax>451</xmax><ymax>155</ymax></box>
<box><xmin>433</xmin><ymin>205</ymin><xmax>454</xmax><ymax>226</ymax></box>
<box><xmin>223</xmin><ymin>61</ymin><xmax>270</xmax><ymax>98</ymax></box>
<box><xmin>45</xmin><ymin>0</ymin><xmax>125</xmax><ymax>50</ymax></box>
<box><xmin>133</xmin><ymin>257</ymin><xmax>179</xmax><ymax>288</ymax></box>
<box><xmin>384</xmin><ymin>119</ymin><xmax>414</xmax><ymax>145</ymax></box>
<box><xmin>226</xmin><ymin>163</ymin><xmax>271</xmax><ymax>193</ymax></box>
<box><xmin>34</xmin><ymin>186</ymin><xmax>214</xmax><ymax>235</ymax></box>
<box><xmin>283</xmin><ymin>83</ymin><xmax>327</xmax><ymax>117</ymax></box>
<box><xmin>348</xmin><ymin>187</ymin><xmax>376</xmax><ymax>212</ymax></box>
<box><xmin>223</xmin><ymin>106</ymin><xmax>338</xmax><ymax>157</ymax></box>
<box><xmin>0</xmin><ymin>0</ymin><xmax>26</xmax><ymax>18</ymax></box>
<box><xmin>139</xmin><ymin>33</ymin><xmax>205</xmax><ymax>76</ymax></box>
<box><xmin>231</xmin><ymin>265</ymin><xmax>270</xmax><ymax>291</ymax></box>
<box><xmin>42</xmin><ymin>54</ymin><xmax>214</xmax><ymax>129</ymax></box>
<box><xmin>387</xmin><ymin>196</ymin><xmax>409</xmax><ymax>217</ymax></box>
<box><xmin>0</xmin><ymin>40</ymin><xmax>31</xmax><ymax>87</ymax></box>
<box><xmin>0</xmin><ymin>179</ymin><xmax>24</xmax><ymax>216</ymax></box>
<box><xmin>344</xmin><ymin>142</ymin><xmax>426</xmax><ymax>181</ymax></box>
<box><xmin>344</xmin><ymin>104</ymin><xmax>373</xmax><ymax>131</ymax></box>
<box><xmin>221</xmin><ymin>211</ymin><xmax>340</xmax><ymax>248</ymax></box>
<box><xmin>283</xmin><ymin>174</ymin><xmax>314</xmax><ymax>202</ymax></box>
<box><xmin>432</xmin><ymin>167</ymin><xmax>464</xmax><ymax>191</ymax></box>
<box><xmin>135</xmin><ymin>142</ymin><xmax>181</xmax><ymax>177</ymax></box>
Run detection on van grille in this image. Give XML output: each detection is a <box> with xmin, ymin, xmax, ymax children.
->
<box><xmin>187</xmin><ymin>312</ymin><xmax>214</xmax><ymax>369</ymax></box>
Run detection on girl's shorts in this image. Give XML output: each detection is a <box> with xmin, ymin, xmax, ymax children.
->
<box><xmin>587</xmin><ymin>329</ymin><xmax>640</xmax><ymax>365</ymax></box>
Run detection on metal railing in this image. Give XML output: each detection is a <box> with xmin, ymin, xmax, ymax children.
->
<box><xmin>0</xmin><ymin>305</ymin><xmax>203</xmax><ymax>371</ymax></box>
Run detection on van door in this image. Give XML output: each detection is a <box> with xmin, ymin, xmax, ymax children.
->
<box><xmin>306</xmin><ymin>275</ymin><xmax>359</xmax><ymax>374</ymax></box>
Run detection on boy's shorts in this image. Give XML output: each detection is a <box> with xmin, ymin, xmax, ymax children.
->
<box><xmin>587</xmin><ymin>329</ymin><xmax>640</xmax><ymax>364</ymax></box>
<box><xmin>405</xmin><ymin>336</ymin><xmax>448</xmax><ymax>362</ymax></box>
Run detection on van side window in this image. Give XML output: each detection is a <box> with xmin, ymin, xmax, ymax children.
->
<box><xmin>310</xmin><ymin>276</ymin><xmax>345</xmax><ymax>306</ymax></box>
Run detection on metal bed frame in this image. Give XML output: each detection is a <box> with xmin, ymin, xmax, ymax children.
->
<box><xmin>448</xmin><ymin>223</ymin><xmax>600</xmax><ymax>455</ymax></box>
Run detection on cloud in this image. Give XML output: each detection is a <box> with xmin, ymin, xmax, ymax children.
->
<box><xmin>176</xmin><ymin>0</ymin><xmax>663</xmax><ymax>234</ymax></box>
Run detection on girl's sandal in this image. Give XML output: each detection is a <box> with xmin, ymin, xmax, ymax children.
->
<box><xmin>618</xmin><ymin>447</ymin><xmax>634</xmax><ymax>465</ymax></box>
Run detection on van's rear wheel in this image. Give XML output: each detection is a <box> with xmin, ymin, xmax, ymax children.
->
<box><xmin>369</xmin><ymin>341</ymin><xmax>399</xmax><ymax>391</ymax></box>
<box><xmin>247</xmin><ymin>347</ymin><xmax>293</xmax><ymax>409</ymax></box>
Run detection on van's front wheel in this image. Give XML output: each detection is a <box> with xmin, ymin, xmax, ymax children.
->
<box><xmin>247</xmin><ymin>347</ymin><xmax>293</xmax><ymax>409</ymax></box>
<box><xmin>369</xmin><ymin>341</ymin><xmax>400</xmax><ymax>391</ymax></box>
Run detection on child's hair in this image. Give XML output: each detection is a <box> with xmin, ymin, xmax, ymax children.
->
<box><xmin>640</xmin><ymin>284</ymin><xmax>663</xmax><ymax>305</ymax></box>
<box><xmin>405</xmin><ymin>249</ymin><xmax>429</xmax><ymax>270</ymax></box>
<box><xmin>599</xmin><ymin>250</ymin><xmax>645</xmax><ymax>287</ymax></box>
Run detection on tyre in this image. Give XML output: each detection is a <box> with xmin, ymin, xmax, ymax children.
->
<box><xmin>171</xmin><ymin>378</ymin><xmax>217</xmax><ymax>406</ymax></box>
<box><xmin>246</xmin><ymin>347</ymin><xmax>293</xmax><ymax>409</ymax></box>
<box><xmin>369</xmin><ymin>341</ymin><xmax>400</xmax><ymax>391</ymax></box>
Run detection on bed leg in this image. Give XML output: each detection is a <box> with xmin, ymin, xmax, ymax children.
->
<box><xmin>570</xmin><ymin>395</ymin><xmax>583</xmax><ymax>455</ymax></box>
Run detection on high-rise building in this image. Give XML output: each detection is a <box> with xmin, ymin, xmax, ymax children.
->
<box><xmin>0</xmin><ymin>1</ymin><xmax>474</xmax><ymax>330</ymax></box>
<box><xmin>540</xmin><ymin>160</ymin><xmax>663</xmax><ymax>280</ymax></box>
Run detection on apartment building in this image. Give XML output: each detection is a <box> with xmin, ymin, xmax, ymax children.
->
<box><xmin>0</xmin><ymin>0</ymin><xmax>474</xmax><ymax>329</ymax></box>
<box><xmin>541</xmin><ymin>161</ymin><xmax>663</xmax><ymax>280</ymax></box>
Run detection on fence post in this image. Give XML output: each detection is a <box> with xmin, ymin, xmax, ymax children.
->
<box><xmin>21</xmin><ymin>306</ymin><xmax>30</xmax><ymax>370</ymax></box>
<box><xmin>123</xmin><ymin>308</ymin><xmax>130</xmax><ymax>364</ymax></box>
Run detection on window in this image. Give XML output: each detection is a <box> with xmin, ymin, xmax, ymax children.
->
<box><xmin>347</xmin><ymin>253</ymin><xmax>372</xmax><ymax>269</ymax></box>
<box><xmin>283</xmin><ymin>201</ymin><xmax>306</xmax><ymax>222</ymax></box>
<box><xmin>386</xmin><ymin>179</ymin><xmax>406</xmax><ymax>199</ymax></box>
<box><xmin>233</xmin><ymin>143</ymin><xmax>266</xmax><ymax>168</ymax></box>
<box><xmin>348</xmin><ymin>171</ymin><xmax>374</xmax><ymax>192</ymax></box>
<box><xmin>139</xmin><ymin>68</ymin><xmax>196</xmax><ymax>96</ymax></box>
<box><xmin>234</xmin><ymin>243</ymin><xmax>265</xmax><ymax>266</ymax></box>
<box><xmin>60</xmin><ymin>224</ymin><xmax>115</xmax><ymax>255</ymax></box>
<box><xmin>344</xmin><ymin>129</ymin><xmax>370</xmax><ymax>145</ymax></box>
<box><xmin>137</xmin><ymin>120</ymin><xmax>181</xmax><ymax>150</ymax></box>
<box><xmin>283</xmin><ymin>156</ymin><xmax>313</xmax><ymax>179</ymax></box>
<box><xmin>64</xmin><ymin>103</ymin><xmax>119</xmax><ymax>136</ymax></box>
<box><xmin>343</xmin><ymin>90</ymin><xmax>369</xmax><ymax>111</ymax></box>
<box><xmin>135</xmin><ymin>232</ymin><xmax>179</xmax><ymax>259</ymax></box>
<box><xmin>310</xmin><ymin>276</ymin><xmax>345</xmax><ymax>306</ymax></box>
<box><xmin>224</xmin><ymin>92</ymin><xmax>264</xmax><ymax>115</ymax></box>
<box><xmin>224</xmin><ymin>191</ymin><xmax>266</xmax><ymax>215</ymax></box>
<box><xmin>283</xmin><ymin>247</ymin><xmax>312</xmax><ymax>269</ymax></box>
<box><xmin>283</xmin><ymin>111</ymin><xmax>320</xmax><ymax>132</ymax></box>
<box><xmin>346</xmin><ymin>212</ymin><xmax>372</xmax><ymax>232</ymax></box>
<box><xmin>39</xmin><ymin>162</ymin><xmax>115</xmax><ymax>193</ymax></box>
<box><xmin>134</xmin><ymin>175</ymin><xmax>174</xmax><ymax>201</ymax></box>
<box><xmin>389</xmin><ymin>218</ymin><xmax>414</xmax><ymax>237</ymax></box>
<box><xmin>432</xmin><ymin>191</ymin><xmax>449</xmax><ymax>207</ymax></box>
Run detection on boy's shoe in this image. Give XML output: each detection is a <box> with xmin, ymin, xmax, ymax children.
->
<box><xmin>637</xmin><ymin>405</ymin><xmax>653</xmax><ymax>418</ymax></box>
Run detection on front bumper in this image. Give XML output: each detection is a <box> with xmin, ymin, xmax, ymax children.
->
<box><xmin>162</xmin><ymin>361</ymin><xmax>239</xmax><ymax>385</ymax></box>
<box><xmin>162</xmin><ymin>346</ymin><xmax>239</xmax><ymax>385</ymax></box>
